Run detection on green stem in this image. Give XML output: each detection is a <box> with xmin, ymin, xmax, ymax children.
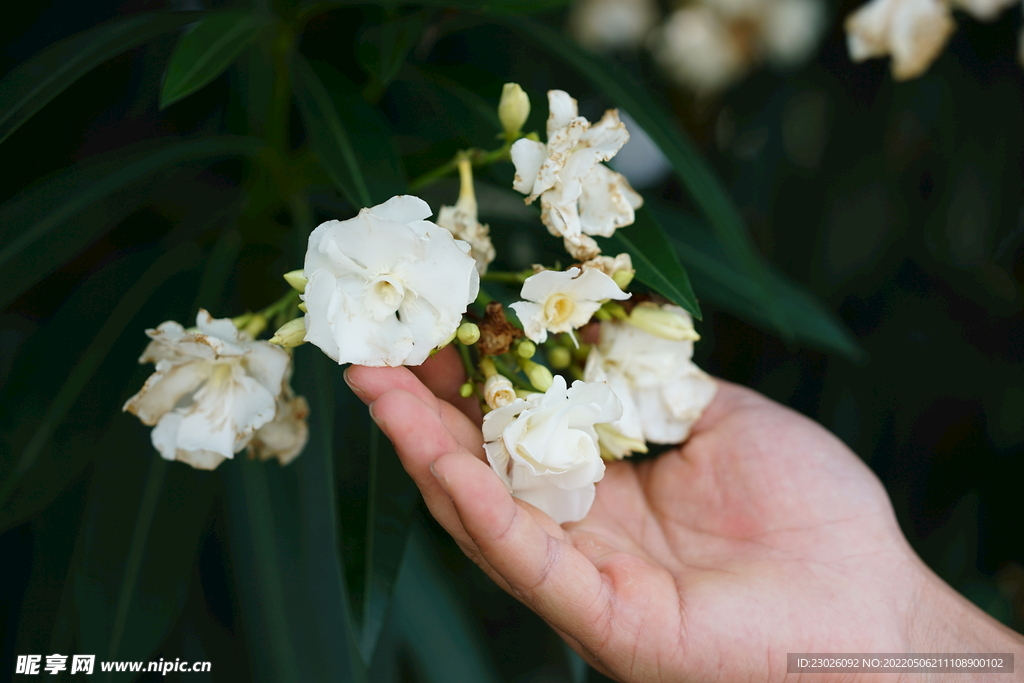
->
<box><xmin>409</xmin><ymin>140</ymin><xmax>516</xmax><ymax>191</ymax></box>
<box><xmin>481</xmin><ymin>270</ymin><xmax>531</xmax><ymax>285</ymax></box>
<box><xmin>491</xmin><ymin>355</ymin><xmax>532</xmax><ymax>391</ymax></box>
<box><xmin>455</xmin><ymin>341</ymin><xmax>480</xmax><ymax>382</ymax></box>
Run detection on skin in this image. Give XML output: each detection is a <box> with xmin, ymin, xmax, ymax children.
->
<box><xmin>345</xmin><ymin>347</ymin><xmax>1022</xmax><ymax>683</ymax></box>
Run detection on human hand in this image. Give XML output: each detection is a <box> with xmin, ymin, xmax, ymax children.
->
<box><xmin>345</xmin><ymin>347</ymin><xmax>1021</xmax><ymax>683</ymax></box>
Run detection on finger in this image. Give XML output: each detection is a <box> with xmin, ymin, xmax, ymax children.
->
<box><xmin>369</xmin><ymin>389</ymin><xmax>482</xmax><ymax>550</ymax></box>
<box><xmin>346</xmin><ymin>365</ymin><xmax>483</xmax><ymax>457</ymax></box>
<box><xmin>431</xmin><ymin>450</ymin><xmax>612</xmax><ymax>646</ymax></box>
<box><xmin>410</xmin><ymin>345</ymin><xmax>481</xmax><ymax>423</ymax></box>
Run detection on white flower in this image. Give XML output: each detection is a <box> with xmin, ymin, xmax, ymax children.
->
<box><xmin>509</xmin><ymin>267</ymin><xmax>630</xmax><ymax>344</ymax></box>
<box><xmin>584</xmin><ymin>305</ymin><xmax>716</xmax><ymax>444</ymax></box>
<box><xmin>651</xmin><ymin>6</ymin><xmax>747</xmax><ymax>95</ymax></box>
<box><xmin>761</xmin><ymin>0</ymin><xmax>826</xmax><ymax>67</ymax></box>
<box><xmin>568</xmin><ymin>0</ymin><xmax>660</xmax><ymax>51</ymax></box>
<box><xmin>302</xmin><ymin>195</ymin><xmax>480</xmax><ymax>367</ymax></box>
<box><xmin>844</xmin><ymin>0</ymin><xmax>955</xmax><ymax>80</ymax></box>
<box><xmin>483</xmin><ymin>375</ymin><xmax>622</xmax><ymax>523</ymax></box>
<box><xmin>248</xmin><ymin>377</ymin><xmax>309</xmax><ymax>466</ymax></box>
<box><xmin>511</xmin><ymin>91</ymin><xmax>637</xmax><ymax>254</ymax></box>
<box><xmin>123</xmin><ymin>310</ymin><xmax>290</xmax><ymax>470</ymax></box>
<box><xmin>581</xmin><ymin>252</ymin><xmax>635</xmax><ymax>288</ymax></box>
<box><xmin>436</xmin><ymin>158</ymin><xmax>496</xmax><ymax>276</ymax></box>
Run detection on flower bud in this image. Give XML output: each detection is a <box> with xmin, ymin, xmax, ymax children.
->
<box><xmin>548</xmin><ymin>346</ymin><xmax>572</xmax><ymax>369</ymax></box>
<box><xmin>498</xmin><ymin>83</ymin><xmax>530</xmax><ymax>138</ymax></box>
<box><xmin>269</xmin><ymin>317</ymin><xmax>306</xmax><ymax>347</ymax></box>
<box><xmin>595</xmin><ymin>423</ymin><xmax>648</xmax><ymax>460</ymax></box>
<box><xmin>459</xmin><ymin>382</ymin><xmax>475</xmax><ymax>398</ymax></box>
<box><xmin>516</xmin><ymin>340</ymin><xmax>536</xmax><ymax>359</ymax></box>
<box><xmin>518</xmin><ymin>358</ymin><xmax>553</xmax><ymax>392</ymax></box>
<box><xmin>457</xmin><ymin>322</ymin><xmax>481</xmax><ymax>345</ymax></box>
<box><xmin>627</xmin><ymin>303</ymin><xmax>700</xmax><ymax>341</ymax></box>
<box><xmin>283</xmin><ymin>270</ymin><xmax>307</xmax><ymax>293</ymax></box>
<box><xmin>612</xmin><ymin>269</ymin><xmax>635</xmax><ymax>289</ymax></box>
<box><xmin>484</xmin><ymin>374</ymin><xmax>517</xmax><ymax>409</ymax></box>
<box><xmin>298</xmin><ymin>302</ymin><xmax>307</xmax><ymax>313</ymax></box>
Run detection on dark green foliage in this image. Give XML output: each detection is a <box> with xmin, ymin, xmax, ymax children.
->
<box><xmin>3</xmin><ymin>1</ymin><xmax>1019</xmax><ymax>681</ymax></box>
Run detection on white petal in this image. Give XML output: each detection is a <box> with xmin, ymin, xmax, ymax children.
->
<box><xmin>508</xmin><ymin>301</ymin><xmax>547</xmax><ymax>344</ymax></box>
<box><xmin>242</xmin><ymin>341</ymin><xmax>290</xmax><ymax>395</ymax></box>
<box><xmin>511</xmin><ymin>138</ymin><xmax>548</xmax><ymax>196</ymax></box>
<box><xmin>123</xmin><ymin>360</ymin><xmax>210</xmax><ymax>426</ymax></box>
<box><xmin>562</xmin><ymin>268</ymin><xmax>630</xmax><ymax>302</ymax></box>
<box><xmin>177</xmin><ymin>371</ymin><xmax>276</xmax><ymax>457</ymax></box>
<box><xmin>511</xmin><ymin>470</ymin><xmax>596</xmax><ymax>524</ymax></box>
<box><xmin>303</xmin><ymin>270</ymin><xmax>344</xmax><ymax>362</ymax></box>
<box><xmin>152</xmin><ymin>412</ymin><xmax>229</xmax><ymax>470</ymax></box>
<box><xmin>546</xmin><ymin>90</ymin><xmax>580</xmax><ymax>138</ymax></box>
<box><xmin>519</xmin><ymin>268</ymin><xmax>578</xmax><ymax>303</ymax></box>
<box><xmin>578</xmin><ymin>164</ymin><xmax>643</xmax><ymax>237</ymax></box>
<box><xmin>366</xmin><ymin>194</ymin><xmax>433</xmax><ymax>224</ymax></box>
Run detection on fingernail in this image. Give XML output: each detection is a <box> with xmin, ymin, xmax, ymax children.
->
<box><xmin>367</xmin><ymin>401</ymin><xmax>378</xmax><ymax>423</ymax></box>
<box><xmin>430</xmin><ymin>462</ymin><xmax>452</xmax><ymax>495</ymax></box>
<box><xmin>343</xmin><ymin>366</ymin><xmax>366</xmax><ymax>399</ymax></box>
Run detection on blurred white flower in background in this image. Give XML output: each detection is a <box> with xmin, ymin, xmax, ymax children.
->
<box><xmin>510</xmin><ymin>266</ymin><xmax>630</xmax><ymax>344</ymax></box>
<box><xmin>483</xmin><ymin>375</ymin><xmax>622</xmax><ymax>523</ymax></box>
<box><xmin>585</xmin><ymin>304</ymin><xmax>716</xmax><ymax>444</ymax></box>
<box><xmin>302</xmin><ymin>195</ymin><xmax>479</xmax><ymax>367</ymax></box>
<box><xmin>648</xmin><ymin>0</ymin><xmax>825</xmax><ymax>95</ymax></box>
<box><xmin>568</xmin><ymin>0</ymin><xmax>661</xmax><ymax>50</ymax></box>
<box><xmin>511</xmin><ymin>90</ymin><xmax>641</xmax><ymax>260</ymax></box>
<box><xmin>123</xmin><ymin>310</ymin><xmax>294</xmax><ymax>470</ymax></box>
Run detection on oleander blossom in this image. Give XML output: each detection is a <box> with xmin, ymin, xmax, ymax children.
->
<box><xmin>510</xmin><ymin>267</ymin><xmax>630</xmax><ymax>345</ymax></box>
<box><xmin>845</xmin><ymin>0</ymin><xmax>1014</xmax><ymax>80</ymax></box>
<box><xmin>510</xmin><ymin>90</ymin><xmax>641</xmax><ymax>259</ymax></box>
<box><xmin>650</xmin><ymin>0</ymin><xmax>825</xmax><ymax>94</ymax></box>
<box><xmin>302</xmin><ymin>195</ymin><xmax>480</xmax><ymax>367</ymax></box>
<box><xmin>584</xmin><ymin>305</ymin><xmax>716</xmax><ymax>444</ymax></box>
<box><xmin>483</xmin><ymin>376</ymin><xmax>622</xmax><ymax>523</ymax></box>
<box><xmin>123</xmin><ymin>310</ymin><xmax>291</xmax><ymax>470</ymax></box>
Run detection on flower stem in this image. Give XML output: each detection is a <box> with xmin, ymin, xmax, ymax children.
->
<box><xmin>409</xmin><ymin>139</ymin><xmax>517</xmax><ymax>191</ymax></box>
<box><xmin>455</xmin><ymin>340</ymin><xmax>480</xmax><ymax>383</ymax></box>
<box><xmin>492</xmin><ymin>355</ymin><xmax>533</xmax><ymax>391</ymax></box>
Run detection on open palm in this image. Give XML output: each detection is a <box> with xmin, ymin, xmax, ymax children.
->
<box><xmin>345</xmin><ymin>348</ymin><xmax>1009</xmax><ymax>683</ymax></box>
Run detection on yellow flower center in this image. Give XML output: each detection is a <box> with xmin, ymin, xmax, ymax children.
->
<box><xmin>543</xmin><ymin>294</ymin><xmax>575</xmax><ymax>325</ymax></box>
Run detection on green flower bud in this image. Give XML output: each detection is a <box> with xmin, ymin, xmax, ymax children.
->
<box><xmin>627</xmin><ymin>303</ymin><xmax>700</xmax><ymax>341</ymax></box>
<box><xmin>548</xmin><ymin>346</ymin><xmax>572</xmax><ymax>369</ymax></box>
<box><xmin>457</xmin><ymin>322</ymin><xmax>481</xmax><ymax>345</ymax></box>
<box><xmin>459</xmin><ymin>382</ymin><xmax>475</xmax><ymax>398</ymax></box>
<box><xmin>283</xmin><ymin>270</ymin><xmax>307</xmax><ymax>293</ymax></box>
<box><xmin>612</xmin><ymin>269</ymin><xmax>635</xmax><ymax>290</ymax></box>
<box><xmin>269</xmin><ymin>317</ymin><xmax>306</xmax><ymax>347</ymax></box>
<box><xmin>518</xmin><ymin>358</ymin><xmax>553</xmax><ymax>392</ymax></box>
<box><xmin>516</xmin><ymin>340</ymin><xmax>537</xmax><ymax>359</ymax></box>
<box><xmin>498</xmin><ymin>83</ymin><xmax>530</xmax><ymax>138</ymax></box>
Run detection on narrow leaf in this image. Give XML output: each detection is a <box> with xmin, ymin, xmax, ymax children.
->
<box><xmin>0</xmin><ymin>242</ymin><xmax>202</xmax><ymax>508</ymax></box>
<box><xmin>292</xmin><ymin>57</ymin><xmax>372</xmax><ymax>208</ymax></box>
<box><xmin>0</xmin><ymin>12</ymin><xmax>200</xmax><ymax>146</ymax></box>
<box><xmin>360</xmin><ymin>423</ymin><xmax>418</xmax><ymax>661</ymax></box>
<box><xmin>390</xmin><ymin>525</ymin><xmax>503</xmax><ymax>683</ymax></box>
<box><xmin>160</xmin><ymin>10</ymin><xmax>269</xmax><ymax>109</ymax></box>
<box><xmin>600</xmin><ymin>207</ymin><xmax>701</xmax><ymax>318</ymax></box>
<box><xmin>0</xmin><ymin>136</ymin><xmax>262</xmax><ymax>309</ymax></box>
<box><xmin>649</xmin><ymin>203</ymin><xmax>865</xmax><ymax>361</ymax></box>
<box><xmin>503</xmin><ymin>16</ymin><xmax>791</xmax><ymax>337</ymax></box>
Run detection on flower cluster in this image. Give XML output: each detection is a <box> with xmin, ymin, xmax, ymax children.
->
<box><xmin>122</xmin><ymin>85</ymin><xmax>715</xmax><ymax>526</ymax></box>
<box><xmin>568</xmin><ymin>0</ymin><xmax>825</xmax><ymax>95</ymax></box>
<box><xmin>123</xmin><ymin>310</ymin><xmax>306</xmax><ymax>470</ymax></box>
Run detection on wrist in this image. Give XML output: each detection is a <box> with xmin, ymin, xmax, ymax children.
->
<box><xmin>899</xmin><ymin>558</ymin><xmax>1021</xmax><ymax>683</ymax></box>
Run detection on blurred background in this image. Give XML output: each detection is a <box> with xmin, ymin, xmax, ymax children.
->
<box><xmin>1</xmin><ymin>0</ymin><xmax>1022</xmax><ymax>681</ymax></box>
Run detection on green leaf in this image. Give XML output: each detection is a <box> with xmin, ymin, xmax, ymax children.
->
<box><xmin>75</xmin><ymin>447</ymin><xmax>216</xmax><ymax>682</ymax></box>
<box><xmin>0</xmin><ymin>136</ymin><xmax>262</xmax><ymax>310</ymax></box>
<box><xmin>502</xmin><ymin>16</ymin><xmax>791</xmax><ymax>337</ymax></box>
<box><xmin>389</xmin><ymin>524</ymin><xmax>503</xmax><ymax>683</ymax></box>
<box><xmin>357</xmin><ymin>11</ymin><xmax>432</xmax><ymax>98</ymax></box>
<box><xmin>0</xmin><ymin>242</ymin><xmax>202</xmax><ymax>511</ymax></box>
<box><xmin>160</xmin><ymin>10</ymin><xmax>269</xmax><ymax>109</ymax></box>
<box><xmin>649</xmin><ymin>203</ymin><xmax>865</xmax><ymax>361</ymax></box>
<box><xmin>292</xmin><ymin>57</ymin><xmax>406</xmax><ymax>208</ymax></box>
<box><xmin>360</xmin><ymin>423</ymin><xmax>419</xmax><ymax>661</ymax></box>
<box><xmin>600</xmin><ymin>206</ymin><xmax>701</xmax><ymax>318</ymax></box>
<box><xmin>0</xmin><ymin>12</ymin><xmax>200</xmax><ymax>146</ymax></box>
